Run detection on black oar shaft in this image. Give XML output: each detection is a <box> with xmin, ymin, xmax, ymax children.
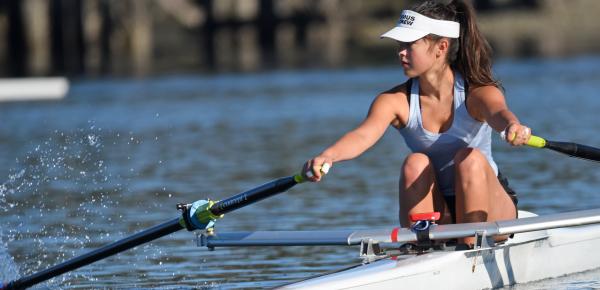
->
<box><xmin>210</xmin><ymin>176</ymin><xmax>298</xmax><ymax>216</ymax></box>
<box><xmin>3</xmin><ymin>174</ymin><xmax>304</xmax><ymax>290</ymax></box>
<box><xmin>545</xmin><ymin>141</ymin><xmax>600</xmax><ymax>162</ymax></box>
<box><xmin>3</xmin><ymin>218</ymin><xmax>183</xmax><ymax>290</ymax></box>
<box><xmin>526</xmin><ymin>135</ymin><xmax>600</xmax><ymax>163</ymax></box>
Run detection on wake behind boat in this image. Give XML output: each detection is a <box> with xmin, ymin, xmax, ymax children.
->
<box><xmin>202</xmin><ymin>209</ymin><xmax>600</xmax><ymax>289</ymax></box>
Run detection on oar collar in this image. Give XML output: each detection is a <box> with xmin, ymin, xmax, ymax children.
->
<box><xmin>178</xmin><ymin>199</ymin><xmax>223</xmax><ymax>231</ymax></box>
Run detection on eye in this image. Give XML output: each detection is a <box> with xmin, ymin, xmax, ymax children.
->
<box><xmin>397</xmin><ymin>41</ymin><xmax>413</xmax><ymax>51</ymax></box>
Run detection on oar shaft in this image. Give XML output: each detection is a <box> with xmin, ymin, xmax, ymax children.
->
<box><xmin>524</xmin><ymin>134</ymin><xmax>600</xmax><ymax>162</ymax></box>
<box><xmin>3</xmin><ymin>218</ymin><xmax>183</xmax><ymax>290</ymax></box>
<box><xmin>3</xmin><ymin>174</ymin><xmax>307</xmax><ymax>290</ymax></box>
<box><xmin>210</xmin><ymin>175</ymin><xmax>301</xmax><ymax>216</ymax></box>
<box><xmin>544</xmin><ymin>141</ymin><xmax>600</xmax><ymax>162</ymax></box>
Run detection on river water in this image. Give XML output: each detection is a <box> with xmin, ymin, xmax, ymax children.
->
<box><xmin>1</xmin><ymin>57</ymin><xmax>600</xmax><ymax>289</ymax></box>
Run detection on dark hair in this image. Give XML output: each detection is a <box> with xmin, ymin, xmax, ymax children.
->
<box><xmin>411</xmin><ymin>0</ymin><xmax>500</xmax><ymax>88</ymax></box>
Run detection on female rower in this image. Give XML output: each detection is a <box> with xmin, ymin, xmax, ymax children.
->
<box><xmin>302</xmin><ymin>0</ymin><xmax>531</xmax><ymax>239</ymax></box>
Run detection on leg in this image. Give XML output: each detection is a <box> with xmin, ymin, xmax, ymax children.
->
<box><xmin>399</xmin><ymin>153</ymin><xmax>452</xmax><ymax>227</ymax></box>
<box><xmin>454</xmin><ymin>148</ymin><xmax>517</xmax><ymax>244</ymax></box>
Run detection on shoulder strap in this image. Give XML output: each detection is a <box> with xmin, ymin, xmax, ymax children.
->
<box><xmin>406</xmin><ymin>78</ymin><xmax>413</xmax><ymax>105</ymax></box>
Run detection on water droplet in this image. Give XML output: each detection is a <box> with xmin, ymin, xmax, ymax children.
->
<box><xmin>87</xmin><ymin>134</ymin><xmax>100</xmax><ymax>147</ymax></box>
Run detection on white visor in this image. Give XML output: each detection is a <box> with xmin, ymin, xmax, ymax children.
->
<box><xmin>381</xmin><ymin>10</ymin><xmax>460</xmax><ymax>42</ymax></box>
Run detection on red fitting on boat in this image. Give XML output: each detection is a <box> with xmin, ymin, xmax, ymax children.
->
<box><xmin>391</xmin><ymin>227</ymin><xmax>399</xmax><ymax>242</ymax></box>
<box><xmin>409</xmin><ymin>212</ymin><xmax>441</xmax><ymax>223</ymax></box>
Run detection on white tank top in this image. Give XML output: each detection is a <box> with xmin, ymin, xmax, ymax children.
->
<box><xmin>398</xmin><ymin>73</ymin><xmax>498</xmax><ymax>196</ymax></box>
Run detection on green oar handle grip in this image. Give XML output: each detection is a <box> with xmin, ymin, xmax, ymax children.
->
<box><xmin>526</xmin><ymin>135</ymin><xmax>546</xmax><ymax>148</ymax></box>
<box><xmin>294</xmin><ymin>174</ymin><xmax>307</xmax><ymax>183</ymax></box>
<box><xmin>500</xmin><ymin>131</ymin><xmax>546</xmax><ymax>148</ymax></box>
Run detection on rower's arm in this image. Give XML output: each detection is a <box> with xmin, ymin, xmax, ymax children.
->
<box><xmin>321</xmin><ymin>93</ymin><xmax>402</xmax><ymax>163</ymax></box>
<box><xmin>468</xmin><ymin>86</ymin><xmax>533</xmax><ymax>146</ymax></box>
<box><xmin>467</xmin><ymin>86</ymin><xmax>521</xmax><ymax>132</ymax></box>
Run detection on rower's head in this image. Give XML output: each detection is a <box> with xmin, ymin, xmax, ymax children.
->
<box><xmin>381</xmin><ymin>0</ymin><xmax>499</xmax><ymax>88</ymax></box>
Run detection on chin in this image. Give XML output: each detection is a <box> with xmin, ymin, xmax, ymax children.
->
<box><xmin>402</xmin><ymin>69</ymin><xmax>417</xmax><ymax>78</ymax></box>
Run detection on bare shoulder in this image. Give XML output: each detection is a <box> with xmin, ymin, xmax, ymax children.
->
<box><xmin>370</xmin><ymin>81</ymin><xmax>410</xmax><ymax>128</ymax></box>
<box><xmin>469</xmin><ymin>85</ymin><xmax>505</xmax><ymax>101</ymax></box>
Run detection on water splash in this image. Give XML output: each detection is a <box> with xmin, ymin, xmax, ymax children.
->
<box><xmin>0</xmin><ymin>124</ymin><xmax>121</xmax><ymax>286</ymax></box>
<box><xmin>0</xmin><ymin>118</ymin><xmax>179</xmax><ymax>288</ymax></box>
<box><xmin>0</xmin><ymin>237</ymin><xmax>20</xmax><ymax>284</ymax></box>
<box><xmin>0</xmin><ymin>169</ymin><xmax>26</xmax><ymax>211</ymax></box>
<box><xmin>0</xmin><ymin>126</ymin><xmax>112</xmax><ymax>212</ymax></box>
<box><xmin>87</xmin><ymin>134</ymin><xmax>100</xmax><ymax>147</ymax></box>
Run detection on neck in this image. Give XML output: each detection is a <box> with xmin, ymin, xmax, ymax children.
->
<box><xmin>419</xmin><ymin>65</ymin><xmax>454</xmax><ymax>101</ymax></box>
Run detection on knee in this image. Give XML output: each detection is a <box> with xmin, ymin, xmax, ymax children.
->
<box><xmin>401</xmin><ymin>153</ymin><xmax>433</xmax><ymax>182</ymax></box>
<box><xmin>454</xmin><ymin>148</ymin><xmax>487</xmax><ymax>175</ymax></box>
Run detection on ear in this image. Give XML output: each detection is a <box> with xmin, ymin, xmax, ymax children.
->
<box><xmin>436</xmin><ymin>38</ymin><xmax>450</xmax><ymax>57</ymax></box>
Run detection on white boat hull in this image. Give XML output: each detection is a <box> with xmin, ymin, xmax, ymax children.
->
<box><xmin>279</xmin><ymin>212</ymin><xmax>600</xmax><ymax>290</ymax></box>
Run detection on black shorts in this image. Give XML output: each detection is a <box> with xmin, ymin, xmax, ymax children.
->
<box><xmin>443</xmin><ymin>172</ymin><xmax>518</xmax><ymax>223</ymax></box>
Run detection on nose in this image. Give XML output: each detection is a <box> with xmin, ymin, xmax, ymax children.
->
<box><xmin>398</xmin><ymin>48</ymin><xmax>407</xmax><ymax>59</ymax></box>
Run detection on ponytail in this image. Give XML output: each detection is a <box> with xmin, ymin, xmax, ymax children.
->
<box><xmin>451</xmin><ymin>0</ymin><xmax>498</xmax><ymax>88</ymax></box>
<box><xmin>412</xmin><ymin>0</ymin><xmax>500</xmax><ymax>88</ymax></box>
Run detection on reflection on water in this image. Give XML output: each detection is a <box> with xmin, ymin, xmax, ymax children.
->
<box><xmin>2</xmin><ymin>57</ymin><xmax>600</xmax><ymax>288</ymax></box>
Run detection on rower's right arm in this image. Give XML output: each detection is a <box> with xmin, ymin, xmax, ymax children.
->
<box><xmin>303</xmin><ymin>85</ymin><xmax>409</xmax><ymax>181</ymax></box>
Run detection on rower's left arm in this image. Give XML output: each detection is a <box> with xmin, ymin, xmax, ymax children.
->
<box><xmin>467</xmin><ymin>86</ymin><xmax>530</xmax><ymax>145</ymax></box>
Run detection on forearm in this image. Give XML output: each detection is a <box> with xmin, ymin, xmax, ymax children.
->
<box><xmin>320</xmin><ymin>130</ymin><xmax>376</xmax><ymax>162</ymax></box>
<box><xmin>488</xmin><ymin>108</ymin><xmax>520</xmax><ymax>133</ymax></box>
<box><xmin>303</xmin><ymin>92</ymin><xmax>397</xmax><ymax>181</ymax></box>
<box><xmin>489</xmin><ymin>108</ymin><xmax>532</xmax><ymax>146</ymax></box>
<box><xmin>470</xmin><ymin>86</ymin><xmax>530</xmax><ymax>146</ymax></box>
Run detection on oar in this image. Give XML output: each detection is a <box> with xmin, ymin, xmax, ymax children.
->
<box><xmin>502</xmin><ymin>132</ymin><xmax>600</xmax><ymax>162</ymax></box>
<box><xmin>525</xmin><ymin>135</ymin><xmax>600</xmax><ymax>162</ymax></box>
<box><xmin>1</xmin><ymin>166</ymin><xmax>329</xmax><ymax>290</ymax></box>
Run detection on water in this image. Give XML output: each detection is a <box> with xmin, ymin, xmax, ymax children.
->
<box><xmin>1</xmin><ymin>56</ymin><xmax>600</xmax><ymax>289</ymax></box>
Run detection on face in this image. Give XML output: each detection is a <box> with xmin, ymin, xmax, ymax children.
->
<box><xmin>397</xmin><ymin>37</ymin><xmax>445</xmax><ymax>77</ymax></box>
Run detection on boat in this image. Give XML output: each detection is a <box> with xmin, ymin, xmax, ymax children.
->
<box><xmin>200</xmin><ymin>209</ymin><xmax>600</xmax><ymax>289</ymax></box>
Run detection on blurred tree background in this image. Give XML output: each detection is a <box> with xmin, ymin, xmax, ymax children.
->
<box><xmin>0</xmin><ymin>0</ymin><xmax>599</xmax><ymax>78</ymax></box>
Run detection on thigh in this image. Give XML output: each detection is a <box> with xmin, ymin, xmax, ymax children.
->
<box><xmin>486</xmin><ymin>173</ymin><xmax>518</xmax><ymax>221</ymax></box>
<box><xmin>456</xmin><ymin>151</ymin><xmax>516</xmax><ymax>222</ymax></box>
<box><xmin>399</xmin><ymin>153</ymin><xmax>452</xmax><ymax>225</ymax></box>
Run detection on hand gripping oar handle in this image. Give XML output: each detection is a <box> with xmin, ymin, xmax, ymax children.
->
<box><xmin>1</xmin><ymin>173</ymin><xmax>312</xmax><ymax>290</ymax></box>
<box><xmin>304</xmin><ymin>162</ymin><xmax>331</xmax><ymax>179</ymax></box>
<box><xmin>502</xmin><ymin>132</ymin><xmax>600</xmax><ymax>162</ymax></box>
